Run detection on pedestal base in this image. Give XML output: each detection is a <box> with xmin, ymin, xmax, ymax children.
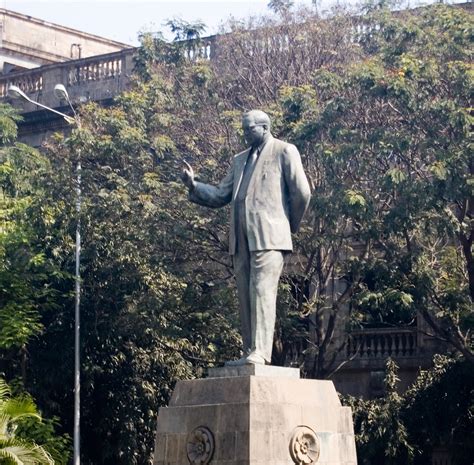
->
<box><xmin>153</xmin><ymin>366</ymin><xmax>357</xmax><ymax>464</ymax></box>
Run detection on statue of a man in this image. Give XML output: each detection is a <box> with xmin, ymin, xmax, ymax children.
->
<box><xmin>182</xmin><ymin>110</ymin><xmax>311</xmax><ymax>365</ymax></box>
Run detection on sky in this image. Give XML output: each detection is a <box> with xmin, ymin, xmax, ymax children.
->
<box><xmin>3</xmin><ymin>0</ymin><xmax>466</xmax><ymax>46</ymax></box>
<box><xmin>2</xmin><ymin>0</ymin><xmax>319</xmax><ymax>46</ymax></box>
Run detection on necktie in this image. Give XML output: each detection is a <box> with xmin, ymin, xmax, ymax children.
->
<box><xmin>244</xmin><ymin>147</ymin><xmax>258</xmax><ymax>176</ymax></box>
<box><xmin>237</xmin><ymin>147</ymin><xmax>259</xmax><ymax>202</ymax></box>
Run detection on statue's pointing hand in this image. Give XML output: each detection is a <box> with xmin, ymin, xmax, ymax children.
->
<box><xmin>182</xmin><ymin>160</ymin><xmax>195</xmax><ymax>190</ymax></box>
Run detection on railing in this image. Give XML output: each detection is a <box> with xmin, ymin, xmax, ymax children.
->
<box><xmin>67</xmin><ymin>55</ymin><xmax>124</xmax><ymax>85</ymax></box>
<box><xmin>0</xmin><ymin>70</ymin><xmax>43</xmax><ymax>97</ymax></box>
<box><xmin>0</xmin><ymin>48</ymin><xmax>135</xmax><ymax>108</ymax></box>
<box><xmin>346</xmin><ymin>327</ymin><xmax>418</xmax><ymax>359</ymax></box>
<box><xmin>184</xmin><ymin>36</ymin><xmax>216</xmax><ymax>60</ymax></box>
<box><xmin>0</xmin><ymin>36</ymin><xmax>219</xmax><ymax>103</ymax></box>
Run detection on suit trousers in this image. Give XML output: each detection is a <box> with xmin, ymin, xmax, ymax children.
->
<box><xmin>233</xmin><ymin>202</ymin><xmax>284</xmax><ymax>363</ymax></box>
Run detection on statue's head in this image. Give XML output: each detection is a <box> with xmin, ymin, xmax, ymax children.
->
<box><xmin>242</xmin><ymin>110</ymin><xmax>271</xmax><ymax>147</ymax></box>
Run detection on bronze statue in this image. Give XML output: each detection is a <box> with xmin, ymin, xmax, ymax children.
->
<box><xmin>182</xmin><ymin>110</ymin><xmax>311</xmax><ymax>365</ymax></box>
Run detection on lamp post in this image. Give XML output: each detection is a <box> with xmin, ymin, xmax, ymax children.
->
<box><xmin>8</xmin><ymin>84</ymin><xmax>82</xmax><ymax>465</ymax></box>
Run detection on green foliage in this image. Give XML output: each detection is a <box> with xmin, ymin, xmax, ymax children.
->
<box><xmin>0</xmin><ymin>378</ymin><xmax>54</xmax><ymax>465</ymax></box>
<box><xmin>0</xmin><ymin>104</ymin><xmax>20</xmax><ymax>145</ymax></box>
<box><xmin>2</xmin><ymin>3</ymin><xmax>472</xmax><ymax>464</ymax></box>
<box><xmin>0</xmin><ymin>105</ymin><xmax>73</xmax><ymax>465</ymax></box>
<box><xmin>403</xmin><ymin>355</ymin><xmax>474</xmax><ymax>465</ymax></box>
<box><xmin>0</xmin><ymin>106</ymin><xmax>65</xmax><ymax>352</ymax></box>
<box><xmin>165</xmin><ymin>18</ymin><xmax>206</xmax><ymax>41</ymax></box>
<box><xmin>345</xmin><ymin>360</ymin><xmax>414</xmax><ymax>464</ymax></box>
<box><xmin>15</xmin><ymin>416</ymin><xmax>71</xmax><ymax>465</ymax></box>
<box><xmin>344</xmin><ymin>355</ymin><xmax>474</xmax><ymax>465</ymax></box>
<box><xmin>267</xmin><ymin>0</ymin><xmax>294</xmax><ymax>15</ymax></box>
<box><xmin>282</xmin><ymin>3</ymin><xmax>473</xmax><ymax>359</ymax></box>
<box><xmin>134</xmin><ymin>19</ymin><xmax>207</xmax><ymax>80</ymax></box>
<box><xmin>26</xmin><ymin>64</ymin><xmax>241</xmax><ymax>462</ymax></box>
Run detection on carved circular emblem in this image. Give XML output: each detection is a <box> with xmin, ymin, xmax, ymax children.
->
<box><xmin>186</xmin><ymin>426</ymin><xmax>215</xmax><ymax>465</ymax></box>
<box><xmin>289</xmin><ymin>425</ymin><xmax>320</xmax><ymax>464</ymax></box>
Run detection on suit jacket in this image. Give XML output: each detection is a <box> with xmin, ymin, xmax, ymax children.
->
<box><xmin>189</xmin><ymin>135</ymin><xmax>311</xmax><ymax>255</ymax></box>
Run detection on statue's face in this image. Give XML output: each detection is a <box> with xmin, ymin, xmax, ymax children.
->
<box><xmin>242</xmin><ymin>117</ymin><xmax>267</xmax><ymax>147</ymax></box>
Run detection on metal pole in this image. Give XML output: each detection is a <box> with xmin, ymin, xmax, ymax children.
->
<box><xmin>8</xmin><ymin>84</ymin><xmax>81</xmax><ymax>465</ymax></box>
<box><xmin>74</xmin><ymin>155</ymin><xmax>81</xmax><ymax>465</ymax></box>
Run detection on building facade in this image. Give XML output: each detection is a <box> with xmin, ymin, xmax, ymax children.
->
<box><xmin>0</xmin><ymin>8</ymin><xmax>129</xmax><ymax>73</ymax></box>
<box><xmin>1</xmin><ymin>8</ymin><xmax>135</xmax><ymax>146</ymax></box>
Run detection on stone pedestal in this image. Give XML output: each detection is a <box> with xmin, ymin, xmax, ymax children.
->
<box><xmin>153</xmin><ymin>366</ymin><xmax>357</xmax><ymax>465</ymax></box>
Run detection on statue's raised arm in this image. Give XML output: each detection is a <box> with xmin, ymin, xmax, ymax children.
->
<box><xmin>181</xmin><ymin>160</ymin><xmax>195</xmax><ymax>190</ymax></box>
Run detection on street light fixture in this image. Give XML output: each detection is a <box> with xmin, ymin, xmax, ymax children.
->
<box><xmin>54</xmin><ymin>84</ymin><xmax>78</xmax><ymax>120</ymax></box>
<box><xmin>5</xmin><ymin>84</ymin><xmax>25</xmax><ymax>99</ymax></box>
<box><xmin>7</xmin><ymin>84</ymin><xmax>82</xmax><ymax>465</ymax></box>
<box><xmin>8</xmin><ymin>85</ymin><xmax>76</xmax><ymax>124</ymax></box>
<box><xmin>53</xmin><ymin>83</ymin><xmax>68</xmax><ymax>100</ymax></box>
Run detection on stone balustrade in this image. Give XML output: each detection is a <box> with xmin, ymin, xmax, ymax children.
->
<box><xmin>0</xmin><ymin>36</ymin><xmax>218</xmax><ymax>111</ymax></box>
<box><xmin>67</xmin><ymin>55</ymin><xmax>124</xmax><ymax>86</ymax></box>
<box><xmin>0</xmin><ymin>37</ymin><xmax>220</xmax><ymax>147</ymax></box>
<box><xmin>0</xmin><ymin>48</ymin><xmax>136</xmax><ymax>146</ymax></box>
<box><xmin>0</xmin><ymin>48</ymin><xmax>136</xmax><ymax>108</ymax></box>
<box><xmin>0</xmin><ymin>69</ymin><xmax>44</xmax><ymax>98</ymax></box>
<box><xmin>184</xmin><ymin>36</ymin><xmax>216</xmax><ymax>60</ymax></box>
<box><xmin>346</xmin><ymin>327</ymin><xmax>418</xmax><ymax>359</ymax></box>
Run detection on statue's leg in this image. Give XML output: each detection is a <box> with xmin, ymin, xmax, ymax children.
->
<box><xmin>249</xmin><ymin>250</ymin><xmax>284</xmax><ymax>363</ymax></box>
<box><xmin>234</xmin><ymin>250</ymin><xmax>251</xmax><ymax>354</ymax></box>
<box><xmin>233</xmin><ymin>206</ymin><xmax>252</xmax><ymax>355</ymax></box>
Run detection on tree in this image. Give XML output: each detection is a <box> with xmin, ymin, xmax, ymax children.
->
<box><xmin>4</xmin><ymin>2</ymin><xmax>471</xmax><ymax>463</ymax></box>
<box><xmin>301</xmin><ymin>3</ymin><xmax>474</xmax><ymax>359</ymax></box>
<box><xmin>212</xmin><ymin>5</ymin><xmax>360</xmax><ymax>109</ymax></box>
<box><xmin>0</xmin><ymin>378</ymin><xmax>53</xmax><ymax>465</ymax></box>
<box><xmin>164</xmin><ymin>18</ymin><xmax>206</xmax><ymax>41</ymax></box>
<box><xmin>268</xmin><ymin>0</ymin><xmax>294</xmax><ymax>15</ymax></box>
<box><xmin>345</xmin><ymin>355</ymin><xmax>474</xmax><ymax>465</ymax></box>
<box><xmin>0</xmin><ymin>104</ymin><xmax>50</xmax><ymax>357</ymax></box>
<box><xmin>403</xmin><ymin>355</ymin><xmax>474</xmax><ymax>465</ymax></box>
<box><xmin>238</xmin><ymin>2</ymin><xmax>473</xmax><ymax>372</ymax></box>
<box><xmin>0</xmin><ymin>104</ymin><xmax>73</xmax><ymax>464</ymax></box>
<box><xmin>26</xmin><ymin>74</ymin><xmax>241</xmax><ymax>463</ymax></box>
<box><xmin>345</xmin><ymin>360</ymin><xmax>414</xmax><ymax>464</ymax></box>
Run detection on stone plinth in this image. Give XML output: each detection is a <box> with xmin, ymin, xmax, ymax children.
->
<box><xmin>207</xmin><ymin>364</ymin><xmax>300</xmax><ymax>379</ymax></box>
<box><xmin>153</xmin><ymin>366</ymin><xmax>357</xmax><ymax>465</ymax></box>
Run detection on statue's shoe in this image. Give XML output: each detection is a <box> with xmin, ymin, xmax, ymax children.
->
<box><xmin>224</xmin><ymin>351</ymin><xmax>267</xmax><ymax>366</ymax></box>
<box><xmin>245</xmin><ymin>351</ymin><xmax>266</xmax><ymax>365</ymax></box>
